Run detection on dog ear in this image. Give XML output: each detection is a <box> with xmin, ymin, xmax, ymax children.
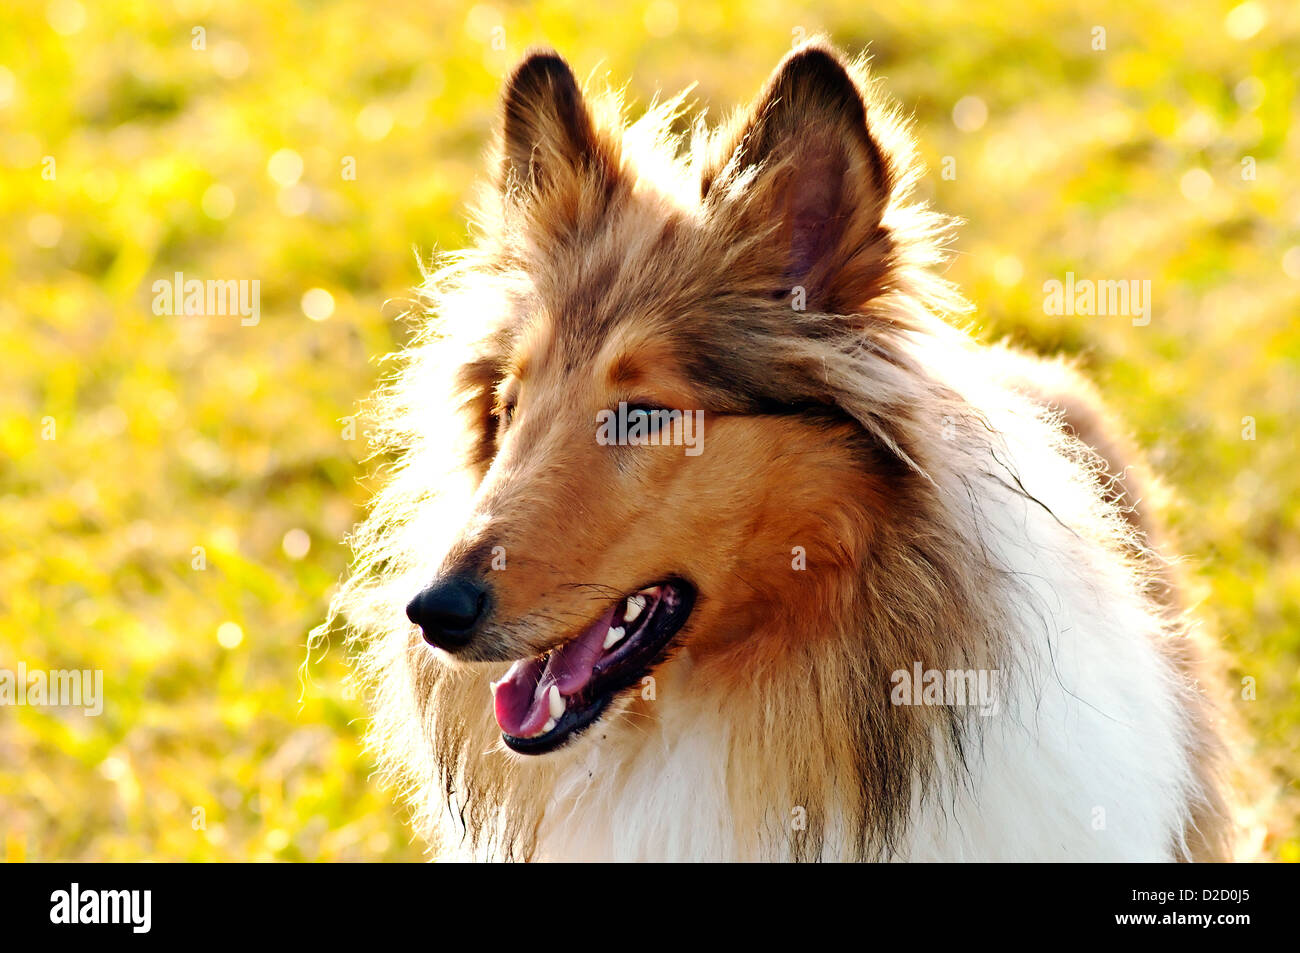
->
<box><xmin>499</xmin><ymin>50</ymin><xmax>616</xmax><ymax>202</ymax></box>
<box><xmin>703</xmin><ymin>42</ymin><xmax>894</xmax><ymax>310</ymax></box>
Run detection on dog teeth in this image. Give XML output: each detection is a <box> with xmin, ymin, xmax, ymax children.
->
<box><xmin>548</xmin><ymin>684</ymin><xmax>565</xmax><ymax>719</ymax></box>
<box><xmin>623</xmin><ymin>594</ymin><xmax>646</xmax><ymax>624</ymax></box>
<box><xmin>542</xmin><ymin>718</ymin><xmax>556</xmax><ymax>733</ymax></box>
<box><xmin>603</xmin><ymin>625</ymin><xmax>626</xmax><ymax>650</ymax></box>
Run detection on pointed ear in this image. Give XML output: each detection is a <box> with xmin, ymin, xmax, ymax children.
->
<box><xmin>499</xmin><ymin>50</ymin><xmax>616</xmax><ymax>201</ymax></box>
<box><xmin>703</xmin><ymin>42</ymin><xmax>894</xmax><ymax>310</ymax></box>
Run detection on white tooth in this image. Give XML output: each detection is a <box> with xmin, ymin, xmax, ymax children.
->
<box><xmin>542</xmin><ymin>718</ymin><xmax>557</xmax><ymax>733</ymax></box>
<box><xmin>548</xmin><ymin>685</ymin><xmax>564</xmax><ymax>719</ymax></box>
<box><xmin>623</xmin><ymin>594</ymin><xmax>646</xmax><ymax>623</ymax></box>
<box><xmin>603</xmin><ymin>625</ymin><xmax>626</xmax><ymax>650</ymax></box>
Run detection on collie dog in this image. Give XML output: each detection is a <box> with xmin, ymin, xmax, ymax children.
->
<box><xmin>329</xmin><ymin>40</ymin><xmax>1233</xmax><ymax>861</ymax></box>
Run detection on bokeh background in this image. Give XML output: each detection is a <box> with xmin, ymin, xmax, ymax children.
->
<box><xmin>1</xmin><ymin>0</ymin><xmax>1296</xmax><ymax>861</ymax></box>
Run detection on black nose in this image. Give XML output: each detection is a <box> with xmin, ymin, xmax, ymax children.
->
<box><xmin>406</xmin><ymin>577</ymin><xmax>489</xmax><ymax>651</ymax></box>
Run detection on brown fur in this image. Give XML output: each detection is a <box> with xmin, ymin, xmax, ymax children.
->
<box><xmin>323</xmin><ymin>40</ymin><xmax>1233</xmax><ymax>861</ymax></box>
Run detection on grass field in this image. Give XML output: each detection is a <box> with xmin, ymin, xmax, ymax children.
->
<box><xmin>1</xmin><ymin>0</ymin><xmax>1296</xmax><ymax>861</ymax></box>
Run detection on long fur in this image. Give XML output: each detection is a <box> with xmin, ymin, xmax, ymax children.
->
<box><xmin>319</xmin><ymin>40</ymin><xmax>1233</xmax><ymax>861</ymax></box>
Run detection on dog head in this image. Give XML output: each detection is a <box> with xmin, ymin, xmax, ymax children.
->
<box><xmin>393</xmin><ymin>41</ymin><xmax>958</xmax><ymax>757</ymax></box>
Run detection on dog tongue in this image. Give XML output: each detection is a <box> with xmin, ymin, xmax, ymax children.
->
<box><xmin>492</xmin><ymin>604</ymin><xmax>619</xmax><ymax>737</ymax></box>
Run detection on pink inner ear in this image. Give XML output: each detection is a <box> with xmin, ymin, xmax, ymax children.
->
<box><xmin>784</xmin><ymin>149</ymin><xmax>847</xmax><ymax>281</ymax></box>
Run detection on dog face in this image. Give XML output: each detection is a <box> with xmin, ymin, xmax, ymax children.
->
<box><xmin>405</xmin><ymin>44</ymin><xmax>907</xmax><ymax>755</ymax></box>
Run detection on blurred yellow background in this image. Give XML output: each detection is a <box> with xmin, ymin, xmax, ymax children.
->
<box><xmin>0</xmin><ymin>0</ymin><xmax>1296</xmax><ymax>861</ymax></box>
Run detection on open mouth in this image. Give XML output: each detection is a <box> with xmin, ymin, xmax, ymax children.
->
<box><xmin>491</xmin><ymin>580</ymin><xmax>695</xmax><ymax>754</ymax></box>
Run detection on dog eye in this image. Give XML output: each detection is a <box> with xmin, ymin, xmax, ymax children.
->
<box><xmin>499</xmin><ymin>401</ymin><xmax>516</xmax><ymax>428</ymax></box>
<box><xmin>626</xmin><ymin>404</ymin><xmax>663</xmax><ymax>433</ymax></box>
